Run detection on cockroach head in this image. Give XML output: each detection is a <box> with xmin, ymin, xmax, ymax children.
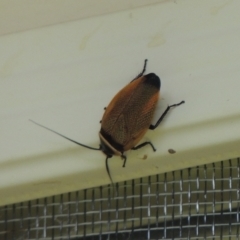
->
<box><xmin>99</xmin><ymin>140</ymin><xmax>114</xmax><ymax>158</ymax></box>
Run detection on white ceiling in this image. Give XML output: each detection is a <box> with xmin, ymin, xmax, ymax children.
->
<box><xmin>1</xmin><ymin>0</ymin><xmax>240</xmax><ymax>206</ymax></box>
<box><xmin>0</xmin><ymin>0</ymin><xmax>165</xmax><ymax>36</ymax></box>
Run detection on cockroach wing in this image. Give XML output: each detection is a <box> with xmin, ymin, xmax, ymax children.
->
<box><xmin>100</xmin><ymin>73</ymin><xmax>160</xmax><ymax>152</ymax></box>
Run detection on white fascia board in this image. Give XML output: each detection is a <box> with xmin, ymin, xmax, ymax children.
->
<box><xmin>0</xmin><ymin>0</ymin><xmax>240</xmax><ymax>205</ymax></box>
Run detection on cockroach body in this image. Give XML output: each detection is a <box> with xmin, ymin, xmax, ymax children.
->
<box><xmin>30</xmin><ymin>60</ymin><xmax>184</xmax><ymax>185</ymax></box>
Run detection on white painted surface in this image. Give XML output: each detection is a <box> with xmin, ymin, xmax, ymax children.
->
<box><xmin>0</xmin><ymin>0</ymin><xmax>165</xmax><ymax>36</ymax></box>
<box><xmin>1</xmin><ymin>0</ymin><xmax>240</xmax><ymax>205</ymax></box>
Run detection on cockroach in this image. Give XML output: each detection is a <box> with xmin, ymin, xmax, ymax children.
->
<box><xmin>30</xmin><ymin>59</ymin><xmax>184</xmax><ymax>186</ymax></box>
